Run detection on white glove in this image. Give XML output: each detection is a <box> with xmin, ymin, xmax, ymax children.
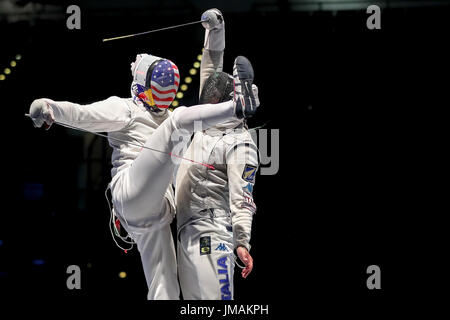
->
<box><xmin>29</xmin><ymin>98</ymin><xmax>55</xmax><ymax>129</ymax></box>
<box><xmin>201</xmin><ymin>8</ymin><xmax>224</xmax><ymax>30</ymax></box>
<box><xmin>202</xmin><ymin>9</ymin><xmax>225</xmax><ymax>51</ymax></box>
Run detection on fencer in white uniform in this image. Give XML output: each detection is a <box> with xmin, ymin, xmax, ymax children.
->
<box><xmin>176</xmin><ymin>9</ymin><xmax>260</xmax><ymax>300</ymax></box>
<box><xmin>28</xmin><ymin>33</ymin><xmax>259</xmax><ymax>299</ymax></box>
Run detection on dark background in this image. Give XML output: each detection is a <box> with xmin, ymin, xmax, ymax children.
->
<box><xmin>0</xmin><ymin>0</ymin><xmax>448</xmax><ymax>314</ymax></box>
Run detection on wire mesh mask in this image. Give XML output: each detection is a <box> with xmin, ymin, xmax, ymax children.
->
<box><xmin>199</xmin><ymin>71</ymin><xmax>233</xmax><ymax>104</ymax></box>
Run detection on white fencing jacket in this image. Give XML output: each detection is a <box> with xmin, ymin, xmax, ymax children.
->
<box><xmin>42</xmin><ymin>96</ymin><xmax>176</xmax><ymax>211</ymax></box>
<box><xmin>175</xmin><ymin>39</ymin><xmax>259</xmax><ymax>251</ymax></box>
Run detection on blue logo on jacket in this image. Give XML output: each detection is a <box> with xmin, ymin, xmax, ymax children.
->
<box><xmin>243</xmin><ymin>183</ymin><xmax>253</xmax><ymax>194</ymax></box>
<box><xmin>215</xmin><ymin>243</ymin><xmax>228</xmax><ymax>251</ymax></box>
<box><xmin>217</xmin><ymin>256</ymin><xmax>231</xmax><ymax>300</ymax></box>
<box><xmin>242</xmin><ymin>164</ymin><xmax>257</xmax><ymax>183</ymax></box>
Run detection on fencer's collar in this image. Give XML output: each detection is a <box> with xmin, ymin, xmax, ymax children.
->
<box><xmin>131</xmin><ymin>97</ymin><xmax>168</xmax><ymax>117</ymax></box>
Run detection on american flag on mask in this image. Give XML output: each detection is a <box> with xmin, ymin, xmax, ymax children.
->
<box><xmin>150</xmin><ymin>59</ymin><xmax>180</xmax><ymax>109</ymax></box>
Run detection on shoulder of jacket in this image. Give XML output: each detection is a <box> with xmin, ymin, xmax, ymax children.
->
<box><xmin>104</xmin><ymin>96</ymin><xmax>133</xmax><ymax>110</ymax></box>
<box><xmin>105</xmin><ymin>95</ymin><xmax>126</xmax><ymax>103</ymax></box>
<box><xmin>223</xmin><ymin>129</ymin><xmax>256</xmax><ymax>145</ymax></box>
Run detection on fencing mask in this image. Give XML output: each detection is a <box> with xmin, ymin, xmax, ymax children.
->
<box><xmin>131</xmin><ymin>54</ymin><xmax>180</xmax><ymax>110</ymax></box>
<box><xmin>199</xmin><ymin>71</ymin><xmax>234</xmax><ymax>104</ymax></box>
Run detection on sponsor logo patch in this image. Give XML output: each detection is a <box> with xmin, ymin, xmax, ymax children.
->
<box><xmin>243</xmin><ymin>183</ymin><xmax>254</xmax><ymax>194</ymax></box>
<box><xmin>215</xmin><ymin>243</ymin><xmax>229</xmax><ymax>252</ymax></box>
<box><xmin>200</xmin><ymin>236</ymin><xmax>211</xmax><ymax>255</ymax></box>
<box><xmin>242</xmin><ymin>164</ymin><xmax>257</xmax><ymax>183</ymax></box>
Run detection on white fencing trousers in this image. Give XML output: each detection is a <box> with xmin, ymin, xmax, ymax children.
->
<box><xmin>178</xmin><ymin>213</ymin><xmax>235</xmax><ymax>300</ymax></box>
<box><xmin>109</xmin><ymin>101</ymin><xmax>235</xmax><ymax>300</ymax></box>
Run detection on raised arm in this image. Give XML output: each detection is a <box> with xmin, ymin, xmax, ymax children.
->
<box><xmin>199</xmin><ymin>8</ymin><xmax>225</xmax><ymax>97</ymax></box>
<box><xmin>29</xmin><ymin>96</ymin><xmax>132</xmax><ymax>132</ymax></box>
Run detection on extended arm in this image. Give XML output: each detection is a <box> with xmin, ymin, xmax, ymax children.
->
<box><xmin>29</xmin><ymin>96</ymin><xmax>132</xmax><ymax>132</ymax></box>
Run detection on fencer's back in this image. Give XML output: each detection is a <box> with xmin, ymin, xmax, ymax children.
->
<box><xmin>175</xmin><ymin>125</ymin><xmax>256</xmax><ymax>227</ymax></box>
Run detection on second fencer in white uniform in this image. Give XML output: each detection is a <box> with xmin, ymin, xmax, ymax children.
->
<box><xmin>28</xmin><ymin>16</ymin><xmax>260</xmax><ymax>299</ymax></box>
<box><xmin>176</xmin><ymin>9</ymin><xmax>260</xmax><ymax>300</ymax></box>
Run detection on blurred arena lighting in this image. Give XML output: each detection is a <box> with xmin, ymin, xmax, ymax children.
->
<box><xmin>118</xmin><ymin>271</ymin><xmax>127</xmax><ymax>279</ymax></box>
<box><xmin>24</xmin><ymin>183</ymin><xmax>44</xmax><ymax>200</ymax></box>
<box><xmin>32</xmin><ymin>259</ymin><xmax>45</xmax><ymax>266</ymax></box>
<box><xmin>170</xmin><ymin>52</ymin><xmax>202</xmax><ymax>110</ymax></box>
<box><xmin>0</xmin><ymin>1</ymin><xmax>64</xmax><ymax>23</ymax></box>
<box><xmin>287</xmin><ymin>0</ymin><xmax>450</xmax><ymax>11</ymax></box>
<box><xmin>0</xmin><ymin>54</ymin><xmax>22</xmax><ymax>81</ymax></box>
<box><xmin>1</xmin><ymin>0</ymin><xmax>448</xmax><ymax>25</ymax></box>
